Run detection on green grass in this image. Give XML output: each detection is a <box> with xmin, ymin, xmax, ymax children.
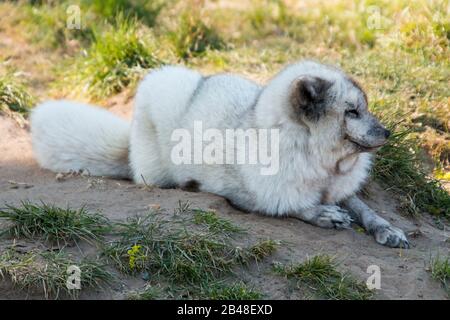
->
<box><xmin>248</xmin><ymin>0</ymin><xmax>296</xmax><ymax>39</ymax></box>
<box><xmin>128</xmin><ymin>281</ymin><xmax>263</xmax><ymax>300</ymax></box>
<box><xmin>19</xmin><ymin>2</ymin><xmax>96</xmax><ymax>50</ymax></box>
<box><xmin>0</xmin><ymin>201</ymin><xmax>112</xmax><ymax>246</ymax></box>
<box><xmin>0</xmin><ymin>75</ymin><xmax>35</xmax><ymax>116</ymax></box>
<box><xmin>193</xmin><ymin>209</ymin><xmax>243</xmax><ymax>235</ymax></box>
<box><xmin>103</xmin><ymin>213</ymin><xmax>276</xmax><ymax>283</ymax></box>
<box><xmin>274</xmin><ymin>255</ymin><xmax>373</xmax><ymax>300</ymax></box>
<box><xmin>170</xmin><ymin>10</ymin><xmax>225</xmax><ymax>60</ymax></box>
<box><xmin>246</xmin><ymin>0</ymin><xmax>378</xmax><ymax>48</ymax></box>
<box><xmin>12</xmin><ymin>0</ymin><xmax>165</xmax><ymax>50</ymax></box>
<box><xmin>0</xmin><ymin>201</ymin><xmax>276</xmax><ymax>299</ymax></box>
<box><xmin>238</xmin><ymin>239</ymin><xmax>280</xmax><ymax>264</ymax></box>
<box><xmin>199</xmin><ymin>281</ymin><xmax>263</xmax><ymax>300</ymax></box>
<box><xmin>430</xmin><ymin>255</ymin><xmax>450</xmax><ymax>296</ymax></box>
<box><xmin>60</xmin><ymin>16</ymin><xmax>162</xmax><ymax>100</ymax></box>
<box><xmin>83</xmin><ymin>0</ymin><xmax>165</xmax><ymax>27</ymax></box>
<box><xmin>373</xmin><ymin>127</ymin><xmax>450</xmax><ymax>217</ymax></box>
<box><xmin>0</xmin><ymin>249</ymin><xmax>113</xmax><ymax>299</ymax></box>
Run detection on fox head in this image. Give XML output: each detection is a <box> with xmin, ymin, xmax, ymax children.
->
<box><xmin>258</xmin><ymin>60</ymin><xmax>390</xmax><ymax>156</ymax></box>
<box><xmin>289</xmin><ymin>73</ymin><xmax>390</xmax><ymax>153</ymax></box>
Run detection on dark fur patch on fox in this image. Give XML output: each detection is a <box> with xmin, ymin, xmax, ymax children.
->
<box><xmin>290</xmin><ymin>76</ymin><xmax>333</xmax><ymax>122</ymax></box>
<box><xmin>182</xmin><ymin>179</ymin><xmax>201</xmax><ymax>192</ymax></box>
<box><xmin>347</xmin><ymin>77</ymin><xmax>368</xmax><ymax>104</ymax></box>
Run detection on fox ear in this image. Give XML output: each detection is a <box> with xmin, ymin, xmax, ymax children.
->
<box><xmin>290</xmin><ymin>76</ymin><xmax>333</xmax><ymax>122</ymax></box>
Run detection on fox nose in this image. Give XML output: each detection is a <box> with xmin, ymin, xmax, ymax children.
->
<box><xmin>383</xmin><ymin>129</ymin><xmax>391</xmax><ymax>139</ymax></box>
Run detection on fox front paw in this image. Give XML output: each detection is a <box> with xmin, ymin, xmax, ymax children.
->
<box><xmin>312</xmin><ymin>206</ymin><xmax>353</xmax><ymax>229</ymax></box>
<box><xmin>374</xmin><ymin>225</ymin><xmax>410</xmax><ymax>249</ymax></box>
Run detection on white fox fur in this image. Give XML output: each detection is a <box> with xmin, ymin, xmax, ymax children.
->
<box><xmin>30</xmin><ymin>61</ymin><xmax>409</xmax><ymax>248</ymax></box>
<box><xmin>31</xmin><ymin>101</ymin><xmax>130</xmax><ymax>178</ymax></box>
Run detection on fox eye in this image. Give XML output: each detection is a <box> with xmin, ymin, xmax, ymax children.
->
<box><xmin>344</xmin><ymin>102</ymin><xmax>360</xmax><ymax>118</ymax></box>
<box><xmin>345</xmin><ymin>109</ymin><xmax>360</xmax><ymax>118</ymax></box>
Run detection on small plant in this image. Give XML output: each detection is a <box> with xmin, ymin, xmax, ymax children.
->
<box><xmin>373</xmin><ymin>127</ymin><xmax>450</xmax><ymax>218</ymax></box>
<box><xmin>248</xmin><ymin>0</ymin><xmax>293</xmax><ymax>37</ymax></box>
<box><xmin>62</xmin><ymin>16</ymin><xmax>161</xmax><ymax>100</ymax></box>
<box><xmin>193</xmin><ymin>209</ymin><xmax>243</xmax><ymax>235</ymax></box>
<box><xmin>104</xmin><ymin>214</ymin><xmax>238</xmax><ymax>283</ymax></box>
<box><xmin>0</xmin><ymin>249</ymin><xmax>113</xmax><ymax>299</ymax></box>
<box><xmin>103</xmin><ymin>213</ymin><xmax>277</xmax><ymax>286</ymax></box>
<box><xmin>274</xmin><ymin>255</ymin><xmax>373</xmax><ymax>300</ymax></box>
<box><xmin>0</xmin><ymin>201</ymin><xmax>112</xmax><ymax>246</ymax></box>
<box><xmin>21</xmin><ymin>3</ymin><xmax>95</xmax><ymax>50</ymax></box>
<box><xmin>83</xmin><ymin>0</ymin><xmax>165</xmax><ymax>27</ymax></box>
<box><xmin>201</xmin><ymin>281</ymin><xmax>263</xmax><ymax>300</ymax></box>
<box><xmin>0</xmin><ymin>75</ymin><xmax>35</xmax><ymax>116</ymax></box>
<box><xmin>171</xmin><ymin>11</ymin><xmax>225</xmax><ymax>60</ymax></box>
<box><xmin>430</xmin><ymin>255</ymin><xmax>450</xmax><ymax>296</ymax></box>
<box><xmin>127</xmin><ymin>244</ymin><xmax>146</xmax><ymax>271</ymax></box>
<box><xmin>237</xmin><ymin>239</ymin><xmax>280</xmax><ymax>264</ymax></box>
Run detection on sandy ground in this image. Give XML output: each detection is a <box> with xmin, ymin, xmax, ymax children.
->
<box><xmin>0</xmin><ymin>104</ymin><xmax>449</xmax><ymax>300</ymax></box>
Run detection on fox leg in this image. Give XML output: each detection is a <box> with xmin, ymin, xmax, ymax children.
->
<box><xmin>290</xmin><ymin>205</ymin><xmax>353</xmax><ymax>229</ymax></box>
<box><xmin>342</xmin><ymin>195</ymin><xmax>410</xmax><ymax>248</ymax></box>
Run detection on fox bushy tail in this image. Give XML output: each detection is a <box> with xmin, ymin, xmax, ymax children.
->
<box><xmin>31</xmin><ymin>101</ymin><xmax>131</xmax><ymax>178</ymax></box>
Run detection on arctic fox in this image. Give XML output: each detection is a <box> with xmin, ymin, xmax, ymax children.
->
<box><xmin>31</xmin><ymin>61</ymin><xmax>409</xmax><ymax>248</ymax></box>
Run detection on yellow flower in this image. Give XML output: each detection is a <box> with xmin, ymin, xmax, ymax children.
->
<box><xmin>127</xmin><ymin>244</ymin><xmax>142</xmax><ymax>270</ymax></box>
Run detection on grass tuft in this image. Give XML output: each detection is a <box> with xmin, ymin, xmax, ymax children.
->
<box><xmin>373</xmin><ymin>127</ymin><xmax>450</xmax><ymax>218</ymax></box>
<box><xmin>248</xmin><ymin>0</ymin><xmax>293</xmax><ymax>38</ymax></box>
<box><xmin>0</xmin><ymin>201</ymin><xmax>112</xmax><ymax>246</ymax></box>
<box><xmin>193</xmin><ymin>209</ymin><xmax>243</xmax><ymax>235</ymax></box>
<box><xmin>0</xmin><ymin>249</ymin><xmax>113</xmax><ymax>299</ymax></box>
<box><xmin>104</xmin><ymin>215</ymin><xmax>235</xmax><ymax>283</ymax></box>
<box><xmin>127</xmin><ymin>281</ymin><xmax>263</xmax><ymax>300</ymax></box>
<box><xmin>62</xmin><ymin>16</ymin><xmax>162</xmax><ymax>100</ymax></box>
<box><xmin>170</xmin><ymin>11</ymin><xmax>225</xmax><ymax>60</ymax></box>
<box><xmin>274</xmin><ymin>255</ymin><xmax>373</xmax><ymax>300</ymax></box>
<box><xmin>83</xmin><ymin>0</ymin><xmax>165</xmax><ymax>27</ymax></box>
<box><xmin>237</xmin><ymin>239</ymin><xmax>280</xmax><ymax>264</ymax></box>
<box><xmin>103</xmin><ymin>213</ymin><xmax>276</xmax><ymax>285</ymax></box>
<box><xmin>201</xmin><ymin>281</ymin><xmax>263</xmax><ymax>300</ymax></box>
<box><xmin>15</xmin><ymin>1</ymin><xmax>164</xmax><ymax>50</ymax></box>
<box><xmin>430</xmin><ymin>255</ymin><xmax>450</xmax><ymax>296</ymax></box>
<box><xmin>21</xmin><ymin>3</ymin><xmax>95</xmax><ymax>50</ymax></box>
<box><xmin>0</xmin><ymin>75</ymin><xmax>35</xmax><ymax>116</ymax></box>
